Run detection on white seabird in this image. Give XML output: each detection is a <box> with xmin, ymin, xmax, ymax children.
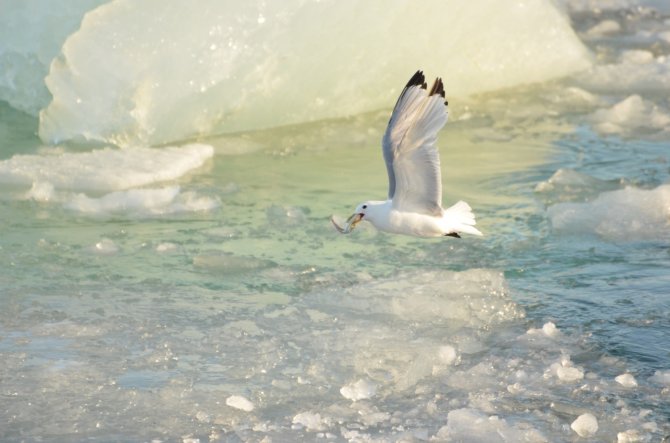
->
<box><xmin>332</xmin><ymin>70</ymin><xmax>482</xmax><ymax>238</ymax></box>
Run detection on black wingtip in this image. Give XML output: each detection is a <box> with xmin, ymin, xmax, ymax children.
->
<box><xmin>445</xmin><ymin>232</ymin><xmax>461</xmax><ymax>238</ymax></box>
<box><xmin>407</xmin><ymin>70</ymin><xmax>425</xmax><ymax>89</ymax></box>
<box><xmin>429</xmin><ymin>77</ymin><xmax>445</xmax><ymax>99</ymax></box>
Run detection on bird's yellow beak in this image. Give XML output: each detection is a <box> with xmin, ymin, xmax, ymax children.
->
<box><xmin>331</xmin><ymin>213</ymin><xmax>364</xmax><ymax>234</ymax></box>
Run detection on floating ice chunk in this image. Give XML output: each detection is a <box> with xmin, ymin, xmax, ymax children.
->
<box><xmin>535</xmin><ymin>168</ymin><xmax>620</xmax><ymax>205</ymax></box>
<box><xmin>25</xmin><ymin>181</ymin><xmax>56</xmax><ymax>202</ymax></box>
<box><xmin>542</xmin><ymin>322</ymin><xmax>559</xmax><ymax>337</ymax></box>
<box><xmin>618</xmin><ymin>50</ymin><xmax>654</xmax><ymax>65</ymax></box>
<box><xmin>571</xmin><ymin>413</ymin><xmax>598</xmax><ymax>437</ymax></box>
<box><xmin>0</xmin><ymin>0</ymin><xmax>108</xmax><ymax>115</ymax></box>
<box><xmin>436</xmin><ymin>408</ymin><xmax>547</xmax><ymax>442</ymax></box>
<box><xmin>64</xmin><ymin>187</ymin><xmax>219</xmax><ymax>216</ymax></box>
<box><xmin>340</xmin><ymin>379</ymin><xmax>377</xmax><ymax>401</ymax></box>
<box><xmin>586</xmin><ymin>19</ymin><xmax>621</xmax><ymax>36</ymax></box>
<box><xmin>156</xmin><ymin>242</ymin><xmax>178</xmax><ymax>253</ymax></box>
<box><xmin>547</xmin><ymin>184</ymin><xmax>670</xmax><ymax>240</ymax></box>
<box><xmin>615</xmin><ymin>373</ymin><xmax>638</xmax><ymax>388</ymax></box>
<box><xmin>649</xmin><ymin>369</ymin><xmax>670</xmax><ymax>386</ymax></box>
<box><xmin>617</xmin><ymin>429</ymin><xmax>649</xmax><ymax>443</ymax></box>
<box><xmin>578</xmin><ymin>58</ymin><xmax>670</xmax><ymax>94</ymax></box>
<box><xmin>546</xmin><ymin>357</ymin><xmax>584</xmax><ymax>382</ymax></box>
<box><xmin>0</xmin><ymin>144</ymin><xmax>214</xmax><ymax>192</ymax></box>
<box><xmin>292</xmin><ymin>412</ymin><xmax>327</xmax><ymax>431</ymax></box>
<box><xmin>92</xmin><ymin>238</ymin><xmax>118</xmax><ymax>255</ymax></box>
<box><xmin>36</xmin><ymin>0</ymin><xmax>590</xmax><ymax>146</ymax></box>
<box><xmin>527</xmin><ymin>322</ymin><xmax>560</xmax><ymax>338</ymax></box>
<box><xmin>590</xmin><ymin>95</ymin><xmax>670</xmax><ymax>137</ymax></box>
<box><xmin>225</xmin><ymin>395</ymin><xmax>254</xmax><ymax>412</ymax></box>
<box><xmin>438</xmin><ymin>345</ymin><xmax>458</xmax><ymax>366</ymax></box>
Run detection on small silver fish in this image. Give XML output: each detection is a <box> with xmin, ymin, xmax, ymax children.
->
<box><xmin>330</xmin><ymin>213</ymin><xmax>364</xmax><ymax>234</ymax></box>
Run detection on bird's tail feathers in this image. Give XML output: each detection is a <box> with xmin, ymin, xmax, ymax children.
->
<box><xmin>443</xmin><ymin>200</ymin><xmax>483</xmax><ymax>236</ymax></box>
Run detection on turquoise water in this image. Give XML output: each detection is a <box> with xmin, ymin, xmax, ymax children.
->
<box><xmin>2</xmin><ymin>2</ymin><xmax>670</xmax><ymax>442</ymax></box>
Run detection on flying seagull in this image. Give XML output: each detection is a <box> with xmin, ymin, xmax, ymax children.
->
<box><xmin>332</xmin><ymin>70</ymin><xmax>482</xmax><ymax>238</ymax></box>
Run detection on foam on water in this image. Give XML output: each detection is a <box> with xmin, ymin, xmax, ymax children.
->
<box><xmin>30</xmin><ymin>0</ymin><xmax>590</xmax><ymax>146</ymax></box>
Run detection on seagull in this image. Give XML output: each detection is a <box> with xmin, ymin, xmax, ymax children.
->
<box><xmin>332</xmin><ymin>70</ymin><xmax>482</xmax><ymax>238</ymax></box>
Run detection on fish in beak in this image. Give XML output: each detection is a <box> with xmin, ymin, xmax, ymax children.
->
<box><xmin>331</xmin><ymin>213</ymin><xmax>364</xmax><ymax>234</ymax></box>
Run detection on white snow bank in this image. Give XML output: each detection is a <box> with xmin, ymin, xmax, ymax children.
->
<box><xmin>29</xmin><ymin>0</ymin><xmax>590</xmax><ymax>146</ymax></box>
<box><xmin>547</xmin><ymin>184</ymin><xmax>670</xmax><ymax>239</ymax></box>
<box><xmin>0</xmin><ymin>143</ymin><xmax>213</xmax><ymax>192</ymax></box>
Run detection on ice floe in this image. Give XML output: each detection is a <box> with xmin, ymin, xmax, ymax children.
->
<box><xmin>0</xmin><ymin>143</ymin><xmax>217</xmax><ymax>216</ymax></box>
<box><xmin>571</xmin><ymin>413</ymin><xmax>599</xmax><ymax>437</ymax></box>
<box><xmin>547</xmin><ymin>184</ymin><xmax>670</xmax><ymax>239</ymax></box>
<box><xmin>590</xmin><ymin>95</ymin><xmax>670</xmax><ymax>137</ymax></box>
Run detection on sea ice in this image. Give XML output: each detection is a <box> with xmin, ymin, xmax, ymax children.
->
<box><xmin>578</xmin><ymin>58</ymin><xmax>670</xmax><ymax>94</ymax></box>
<box><xmin>535</xmin><ymin>168</ymin><xmax>620</xmax><ymax>205</ymax></box>
<box><xmin>649</xmin><ymin>369</ymin><xmax>670</xmax><ymax>386</ymax></box>
<box><xmin>225</xmin><ymin>395</ymin><xmax>254</xmax><ymax>412</ymax></box>
<box><xmin>0</xmin><ymin>144</ymin><xmax>213</xmax><ymax>192</ymax></box>
<box><xmin>92</xmin><ymin>238</ymin><xmax>118</xmax><ymax>255</ymax></box>
<box><xmin>546</xmin><ymin>356</ymin><xmax>584</xmax><ymax>382</ymax></box>
<box><xmin>33</xmin><ymin>0</ymin><xmax>590</xmax><ymax>146</ymax></box>
<box><xmin>438</xmin><ymin>345</ymin><xmax>458</xmax><ymax>366</ymax></box>
<box><xmin>547</xmin><ymin>184</ymin><xmax>670</xmax><ymax>239</ymax></box>
<box><xmin>615</xmin><ymin>373</ymin><xmax>638</xmax><ymax>388</ymax></box>
<box><xmin>340</xmin><ymin>379</ymin><xmax>377</xmax><ymax>401</ymax></box>
<box><xmin>527</xmin><ymin>322</ymin><xmax>560</xmax><ymax>338</ymax></box>
<box><xmin>590</xmin><ymin>95</ymin><xmax>670</xmax><ymax>137</ymax></box>
<box><xmin>436</xmin><ymin>408</ymin><xmax>547</xmax><ymax>442</ymax></box>
<box><xmin>571</xmin><ymin>413</ymin><xmax>598</xmax><ymax>437</ymax></box>
<box><xmin>0</xmin><ymin>0</ymin><xmax>108</xmax><ymax>115</ymax></box>
<box><xmin>617</xmin><ymin>429</ymin><xmax>649</xmax><ymax>443</ymax></box>
<box><xmin>586</xmin><ymin>19</ymin><xmax>621</xmax><ymax>36</ymax></box>
<box><xmin>292</xmin><ymin>412</ymin><xmax>327</xmax><ymax>432</ymax></box>
<box><xmin>64</xmin><ymin>187</ymin><xmax>219</xmax><ymax>216</ymax></box>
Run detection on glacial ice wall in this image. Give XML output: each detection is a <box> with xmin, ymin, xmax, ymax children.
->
<box><xmin>2</xmin><ymin>0</ymin><xmax>591</xmax><ymax>147</ymax></box>
<box><xmin>0</xmin><ymin>0</ymin><xmax>108</xmax><ymax>115</ymax></box>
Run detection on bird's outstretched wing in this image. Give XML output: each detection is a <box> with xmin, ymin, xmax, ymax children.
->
<box><xmin>382</xmin><ymin>70</ymin><xmax>448</xmax><ymax>216</ymax></box>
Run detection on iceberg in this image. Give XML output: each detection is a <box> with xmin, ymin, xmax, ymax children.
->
<box><xmin>3</xmin><ymin>0</ymin><xmax>591</xmax><ymax>147</ymax></box>
<box><xmin>0</xmin><ymin>0</ymin><xmax>108</xmax><ymax>116</ymax></box>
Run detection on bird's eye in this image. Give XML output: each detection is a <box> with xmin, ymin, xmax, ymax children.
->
<box><xmin>362</xmin><ymin>205</ymin><xmax>367</xmax><ymax>209</ymax></box>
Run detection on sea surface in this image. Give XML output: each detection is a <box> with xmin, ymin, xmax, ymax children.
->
<box><xmin>1</xmin><ymin>1</ymin><xmax>669</xmax><ymax>442</ymax></box>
